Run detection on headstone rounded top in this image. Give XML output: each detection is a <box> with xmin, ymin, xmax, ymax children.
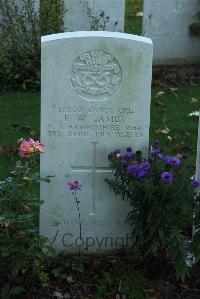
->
<box><xmin>70</xmin><ymin>49</ymin><xmax>122</xmax><ymax>101</ymax></box>
<box><xmin>41</xmin><ymin>31</ymin><xmax>153</xmax><ymax>46</ymax></box>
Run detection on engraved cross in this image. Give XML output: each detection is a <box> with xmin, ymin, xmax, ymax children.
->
<box><xmin>71</xmin><ymin>142</ymin><xmax>112</xmax><ymax>216</ymax></box>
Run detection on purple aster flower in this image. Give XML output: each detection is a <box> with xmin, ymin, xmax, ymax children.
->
<box><xmin>124</xmin><ymin>147</ymin><xmax>135</xmax><ymax>159</ymax></box>
<box><xmin>113</xmin><ymin>149</ymin><xmax>121</xmax><ymax>158</ymax></box>
<box><xmin>181</xmin><ymin>152</ymin><xmax>188</xmax><ymax>159</ymax></box>
<box><xmin>67</xmin><ymin>181</ymin><xmax>82</xmax><ymax>191</ymax></box>
<box><xmin>158</xmin><ymin>153</ymin><xmax>165</xmax><ymax>159</ymax></box>
<box><xmin>154</xmin><ymin>139</ymin><xmax>160</xmax><ymax>145</ymax></box>
<box><xmin>108</xmin><ymin>149</ymin><xmax>121</xmax><ymax>160</ymax></box>
<box><xmin>127</xmin><ymin>164</ymin><xmax>140</xmax><ymax>175</ymax></box>
<box><xmin>137</xmin><ymin>170</ymin><xmax>147</xmax><ymax>178</ymax></box>
<box><xmin>113</xmin><ymin>149</ymin><xmax>121</xmax><ymax>155</ymax></box>
<box><xmin>140</xmin><ymin>161</ymin><xmax>151</xmax><ymax>171</ymax></box>
<box><xmin>164</xmin><ymin>156</ymin><xmax>180</xmax><ymax>167</ymax></box>
<box><xmin>160</xmin><ymin>172</ymin><xmax>173</xmax><ymax>183</ymax></box>
<box><xmin>191</xmin><ymin>180</ymin><xmax>200</xmax><ymax>188</ymax></box>
<box><xmin>150</xmin><ymin>147</ymin><xmax>163</xmax><ymax>158</ymax></box>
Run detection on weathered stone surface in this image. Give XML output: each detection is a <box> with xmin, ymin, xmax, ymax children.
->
<box><xmin>40</xmin><ymin>31</ymin><xmax>153</xmax><ymax>252</ymax></box>
<box><xmin>63</xmin><ymin>0</ymin><xmax>125</xmax><ymax>32</ymax></box>
<box><xmin>143</xmin><ymin>0</ymin><xmax>200</xmax><ymax>64</ymax></box>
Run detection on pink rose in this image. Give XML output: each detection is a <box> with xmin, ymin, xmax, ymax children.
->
<box><xmin>19</xmin><ymin>138</ymin><xmax>45</xmax><ymax>157</ymax></box>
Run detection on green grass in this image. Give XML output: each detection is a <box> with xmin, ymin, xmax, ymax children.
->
<box><xmin>151</xmin><ymin>86</ymin><xmax>200</xmax><ymax>166</ymax></box>
<box><xmin>125</xmin><ymin>0</ymin><xmax>143</xmax><ymax>35</ymax></box>
<box><xmin>0</xmin><ymin>92</ymin><xmax>40</xmax><ymax>177</ymax></box>
<box><xmin>0</xmin><ymin>86</ymin><xmax>200</xmax><ymax>178</ymax></box>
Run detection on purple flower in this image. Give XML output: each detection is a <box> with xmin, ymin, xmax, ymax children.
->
<box><xmin>124</xmin><ymin>147</ymin><xmax>135</xmax><ymax>159</ymax></box>
<box><xmin>164</xmin><ymin>156</ymin><xmax>180</xmax><ymax>167</ymax></box>
<box><xmin>158</xmin><ymin>153</ymin><xmax>165</xmax><ymax>159</ymax></box>
<box><xmin>154</xmin><ymin>139</ymin><xmax>160</xmax><ymax>145</ymax></box>
<box><xmin>191</xmin><ymin>180</ymin><xmax>200</xmax><ymax>188</ymax></box>
<box><xmin>150</xmin><ymin>147</ymin><xmax>163</xmax><ymax>158</ymax></box>
<box><xmin>108</xmin><ymin>149</ymin><xmax>121</xmax><ymax>160</ymax></box>
<box><xmin>181</xmin><ymin>152</ymin><xmax>188</xmax><ymax>159</ymax></box>
<box><xmin>113</xmin><ymin>149</ymin><xmax>121</xmax><ymax>155</ymax></box>
<box><xmin>137</xmin><ymin>170</ymin><xmax>147</xmax><ymax>178</ymax></box>
<box><xmin>67</xmin><ymin>181</ymin><xmax>82</xmax><ymax>191</ymax></box>
<box><xmin>140</xmin><ymin>161</ymin><xmax>151</xmax><ymax>171</ymax></box>
<box><xmin>160</xmin><ymin>172</ymin><xmax>173</xmax><ymax>183</ymax></box>
<box><xmin>127</xmin><ymin>164</ymin><xmax>140</xmax><ymax>175</ymax></box>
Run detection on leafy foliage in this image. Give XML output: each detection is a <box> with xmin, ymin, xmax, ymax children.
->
<box><xmin>106</xmin><ymin>142</ymin><xmax>198</xmax><ymax>281</ymax></box>
<box><xmin>0</xmin><ymin>0</ymin><xmax>40</xmax><ymax>91</ymax></box>
<box><xmin>0</xmin><ymin>0</ymin><xmax>65</xmax><ymax>91</ymax></box>
<box><xmin>0</xmin><ymin>149</ymin><xmax>53</xmax><ymax>298</ymax></box>
<box><xmin>189</xmin><ymin>0</ymin><xmax>200</xmax><ymax>37</ymax></box>
<box><xmin>40</xmin><ymin>0</ymin><xmax>65</xmax><ymax>36</ymax></box>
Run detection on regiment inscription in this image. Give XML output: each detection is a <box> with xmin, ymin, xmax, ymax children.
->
<box><xmin>46</xmin><ymin>104</ymin><xmax>143</xmax><ymax>139</ymax></box>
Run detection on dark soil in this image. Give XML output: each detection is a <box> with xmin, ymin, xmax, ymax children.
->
<box><xmin>15</xmin><ymin>252</ymin><xmax>200</xmax><ymax>299</ymax></box>
<box><xmin>152</xmin><ymin>65</ymin><xmax>200</xmax><ymax>88</ymax></box>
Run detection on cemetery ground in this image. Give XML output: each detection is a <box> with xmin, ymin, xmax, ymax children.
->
<box><xmin>0</xmin><ymin>80</ymin><xmax>200</xmax><ymax>298</ymax></box>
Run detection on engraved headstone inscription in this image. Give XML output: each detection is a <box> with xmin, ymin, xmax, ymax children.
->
<box><xmin>64</xmin><ymin>0</ymin><xmax>125</xmax><ymax>32</ymax></box>
<box><xmin>40</xmin><ymin>31</ymin><xmax>153</xmax><ymax>252</ymax></box>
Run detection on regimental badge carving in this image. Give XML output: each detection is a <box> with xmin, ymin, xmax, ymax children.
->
<box><xmin>70</xmin><ymin>50</ymin><xmax>122</xmax><ymax>101</ymax></box>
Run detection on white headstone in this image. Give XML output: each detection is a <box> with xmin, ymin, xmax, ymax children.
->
<box><xmin>143</xmin><ymin>0</ymin><xmax>200</xmax><ymax>64</ymax></box>
<box><xmin>40</xmin><ymin>31</ymin><xmax>153</xmax><ymax>252</ymax></box>
<box><xmin>64</xmin><ymin>0</ymin><xmax>125</xmax><ymax>32</ymax></box>
<box><xmin>195</xmin><ymin>116</ymin><xmax>200</xmax><ymax>180</ymax></box>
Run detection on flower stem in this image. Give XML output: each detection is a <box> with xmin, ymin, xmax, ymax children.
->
<box><xmin>74</xmin><ymin>190</ymin><xmax>82</xmax><ymax>242</ymax></box>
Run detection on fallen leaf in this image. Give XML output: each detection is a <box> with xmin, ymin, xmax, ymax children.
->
<box><xmin>53</xmin><ymin>291</ymin><xmax>63</xmax><ymax>299</ymax></box>
<box><xmin>188</xmin><ymin>111</ymin><xmax>200</xmax><ymax>117</ymax></box>
<box><xmin>21</xmin><ymin>204</ymin><xmax>32</xmax><ymax>213</ymax></box>
<box><xmin>169</xmin><ymin>87</ymin><xmax>179</xmax><ymax>97</ymax></box>
<box><xmin>155</xmin><ymin>127</ymin><xmax>170</xmax><ymax>134</ymax></box>
<box><xmin>17</xmin><ymin>138</ymin><xmax>24</xmax><ymax>144</ymax></box>
<box><xmin>136</xmin><ymin>11</ymin><xmax>143</xmax><ymax>17</ymax></box>
<box><xmin>162</xmin><ymin>127</ymin><xmax>170</xmax><ymax>134</ymax></box>
<box><xmin>155</xmin><ymin>99</ymin><xmax>164</xmax><ymax>106</ymax></box>
<box><xmin>22</xmin><ymin>176</ymin><xmax>31</xmax><ymax>181</ymax></box>
<box><xmin>191</xmin><ymin>98</ymin><xmax>198</xmax><ymax>103</ymax></box>
<box><xmin>66</xmin><ymin>275</ymin><xmax>74</xmax><ymax>284</ymax></box>
<box><xmin>155</xmin><ymin>91</ymin><xmax>165</xmax><ymax>98</ymax></box>
<box><xmin>172</xmin><ymin>143</ymin><xmax>191</xmax><ymax>151</ymax></box>
<box><xmin>144</xmin><ymin>288</ymin><xmax>157</xmax><ymax>296</ymax></box>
